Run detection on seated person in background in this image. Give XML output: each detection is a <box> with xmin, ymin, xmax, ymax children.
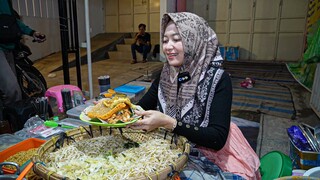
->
<box><xmin>131</xmin><ymin>23</ymin><xmax>151</xmax><ymax>64</ymax></box>
<box><xmin>129</xmin><ymin>12</ymin><xmax>261</xmax><ymax>179</ymax></box>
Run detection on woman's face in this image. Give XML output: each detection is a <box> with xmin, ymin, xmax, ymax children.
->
<box><xmin>163</xmin><ymin>21</ymin><xmax>184</xmax><ymax>67</ymax></box>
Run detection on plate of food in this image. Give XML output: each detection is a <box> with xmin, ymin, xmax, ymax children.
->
<box><xmin>80</xmin><ymin>96</ymin><xmax>142</xmax><ymax>127</ymax></box>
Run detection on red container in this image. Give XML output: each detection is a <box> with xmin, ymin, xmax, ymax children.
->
<box><xmin>0</xmin><ymin>138</ymin><xmax>45</xmax><ymax>178</ymax></box>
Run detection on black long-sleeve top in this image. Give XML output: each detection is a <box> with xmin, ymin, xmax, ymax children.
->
<box><xmin>138</xmin><ymin>71</ymin><xmax>233</xmax><ymax>151</ymax></box>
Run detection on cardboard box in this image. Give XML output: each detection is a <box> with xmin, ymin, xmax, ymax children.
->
<box><xmin>219</xmin><ymin>46</ymin><xmax>240</xmax><ymax>61</ymax></box>
<box><xmin>225</xmin><ymin>46</ymin><xmax>239</xmax><ymax>61</ymax></box>
<box><xmin>289</xmin><ymin>139</ymin><xmax>320</xmax><ymax>170</ymax></box>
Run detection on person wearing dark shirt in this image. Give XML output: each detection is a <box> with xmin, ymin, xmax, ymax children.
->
<box><xmin>0</xmin><ymin>0</ymin><xmax>45</xmax><ymax>105</ymax></box>
<box><xmin>130</xmin><ymin>23</ymin><xmax>151</xmax><ymax>64</ymax></box>
<box><xmin>129</xmin><ymin>12</ymin><xmax>261</xmax><ymax>179</ymax></box>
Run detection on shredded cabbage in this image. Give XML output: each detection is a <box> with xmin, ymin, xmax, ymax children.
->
<box><xmin>45</xmin><ymin>135</ymin><xmax>181</xmax><ymax>179</ymax></box>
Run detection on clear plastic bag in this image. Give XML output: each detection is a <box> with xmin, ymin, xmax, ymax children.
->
<box><xmin>23</xmin><ymin>116</ymin><xmax>51</xmax><ymax>137</ymax></box>
<box><xmin>24</xmin><ymin>116</ymin><xmax>44</xmax><ymax>130</ymax></box>
<box><xmin>13</xmin><ymin>116</ymin><xmax>44</xmax><ymax>139</ymax></box>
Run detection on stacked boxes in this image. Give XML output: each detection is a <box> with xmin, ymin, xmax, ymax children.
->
<box><xmin>219</xmin><ymin>45</ymin><xmax>240</xmax><ymax>61</ymax></box>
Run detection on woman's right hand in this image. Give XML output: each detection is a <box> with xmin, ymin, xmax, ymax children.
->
<box><xmin>128</xmin><ymin>110</ymin><xmax>176</xmax><ymax>132</ymax></box>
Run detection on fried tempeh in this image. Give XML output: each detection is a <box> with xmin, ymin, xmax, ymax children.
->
<box><xmin>98</xmin><ymin>102</ymin><xmax>127</xmax><ymax>120</ymax></box>
<box><xmin>86</xmin><ymin>97</ymin><xmax>136</xmax><ymax>123</ymax></box>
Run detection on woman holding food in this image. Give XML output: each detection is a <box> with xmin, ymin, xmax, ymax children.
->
<box><xmin>129</xmin><ymin>12</ymin><xmax>261</xmax><ymax>179</ymax></box>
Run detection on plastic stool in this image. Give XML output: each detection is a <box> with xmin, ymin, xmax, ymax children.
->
<box><xmin>45</xmin><ymin>85</ymin><xmax>82</xmax><ymax>113</ymax></box>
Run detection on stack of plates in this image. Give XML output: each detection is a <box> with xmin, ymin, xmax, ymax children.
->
<box><xmin>298</xmin><ymin>124</ymin><xmax>320</xmax><ymax>152</ymax></box>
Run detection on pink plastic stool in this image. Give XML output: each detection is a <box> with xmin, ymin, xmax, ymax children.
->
<box><xmin>45</xmin><ymin>85</ymin><xmax>82</xmax><ymax>113</ymax></box>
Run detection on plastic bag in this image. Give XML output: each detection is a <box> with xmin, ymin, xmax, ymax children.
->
<box><xmin>287</xmin><ymin>125</ymin><xmax>313</xmax><ymax>151</ymax></box>
<box><xmin>24</xmin><ymin>116</ymin><xmax>44</xmax><ymax>130</ymax></box>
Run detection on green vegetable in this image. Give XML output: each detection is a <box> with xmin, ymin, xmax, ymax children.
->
<box><xmin>104</xmin><ymin>150</ymin><xmax>113</xmax><ymax>157</ymax></box>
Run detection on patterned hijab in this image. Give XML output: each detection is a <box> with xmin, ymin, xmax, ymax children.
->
<box><xmin>158</xmin><ymin>12</ymin><xmax>224</xmax><ymax>126</ymax></box>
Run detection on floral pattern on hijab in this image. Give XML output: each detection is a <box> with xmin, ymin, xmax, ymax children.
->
<box><xmin>158</xmin><ymin>12</ymin><xmax>224</xmax><ymax>127</ymax></box>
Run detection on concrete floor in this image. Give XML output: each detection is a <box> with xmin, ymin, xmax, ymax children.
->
<box><xmin>33</xmin><ymin>33</ymin><xmax>163</xmax><ymax>97</ymax></box>
<box><xmin>32</xmin><ymin>33</ymin><xmax>320</xmax><ymax>158</ymax></box>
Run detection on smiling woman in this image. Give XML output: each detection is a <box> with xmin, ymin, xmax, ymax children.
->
<box><xmin>129</xmin><ymin>12</ymin><xmax>261</xmax><ymax>179</ymax></box>
<box><xmin>162</xmin><ymin>21</ymin><xmax>184</xmax><ymax>67</ymax></box>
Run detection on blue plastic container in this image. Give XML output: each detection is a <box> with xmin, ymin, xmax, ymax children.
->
<box><xmin>219</xmin><ymin>46</ymin><xmax>225</xmax><ymax>59</ymax></box>
<box><xmin>114</xmin><ymin>84</ymin><xmax>146</xmax><ymax>103</ymax></box>
<box><xmin>225</xmin><ymin>46</ymin><xmax>239</xmax><ymax>61</ymax></box>
<box><xmin>114</xmin><ymin>85</ymin><xmax>145</xmax><ymax>94</ymax></box>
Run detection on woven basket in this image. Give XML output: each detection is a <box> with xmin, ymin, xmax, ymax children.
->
<box><xmin>33</xmin><ymin>126</ymin><xmax>190</xmax><ymax>180</ymax></box>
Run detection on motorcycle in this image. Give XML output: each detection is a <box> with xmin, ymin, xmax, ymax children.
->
<box><xmin>13</xmin><ymin>40</ymin><xmax>47</xmax><ymax>98</ymax></box>
<box><xmin>0</xmin><ymin>38</ymin><xmax>48</xmax><ymax>132</ymax></box>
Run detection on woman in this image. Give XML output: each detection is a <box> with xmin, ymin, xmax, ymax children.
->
<box><xmin>129</xmin><ymin>12</ymin><xmax>261</xmax><ymax>179</ymax></box>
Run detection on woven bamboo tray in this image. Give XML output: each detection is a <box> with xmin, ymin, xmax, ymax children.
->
<box><xmin>32</xmin><ymin>126</ymin><xmax>190</xmax><ymax>180</ymax></box>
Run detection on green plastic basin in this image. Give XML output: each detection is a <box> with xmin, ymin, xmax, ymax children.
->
<box><xmin>260</xmin><ymin>151</ymin><xmax>293</xmax><ymax>180</ymax></box>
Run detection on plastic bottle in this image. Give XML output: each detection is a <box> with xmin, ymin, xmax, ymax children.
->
<box><xmin>98</xmin><ymin>75</ymin><xmax>111</xmax><ymax>93</ymax></box>
<box><xmin>61</xmin><ymin>88</ymin><xmax>73</xmax><ymax>112</ymax></box>
<box><xmin>73</xmin><ymin>90</ymin><xmax>84</xmax><ymax>106</ymax></box>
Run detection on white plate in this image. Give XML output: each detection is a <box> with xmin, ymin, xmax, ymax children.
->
<box><xmin>303</xmin><ymin>166</ymin><xmax>320</xmax><ymax>177</ymax></box>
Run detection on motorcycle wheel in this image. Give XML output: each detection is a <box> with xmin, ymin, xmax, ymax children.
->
<box><xmin>29</xmin><ymin>66</ymin><xmax>47</xmax><ymax>89</ymax></box>
<box><xmin>17</xmin><ymin>67</ymin><xmax>47</xmax><ymax>98</ymax></box>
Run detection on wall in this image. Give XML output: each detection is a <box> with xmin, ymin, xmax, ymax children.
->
<box><xmin>186</xmin><ymin>0</ymin><xmax>309</xmax><ymax>62</ymax></box>
<box><xmin>158</xmin><ymin>0</ymin><xmax>176</xmax><ymax>61</ymax></box>
<box><xmin>12</xmin><ymin>0</ymin><xmax>309</xmax><ymax>62</ymax></box>
<box><xmin>12</xmin><ymin>0</ymin><xmax>105</xmax><ymax>61</ymax></box>
<box><xmin>77</xmin><ymin>0</ymin><xmax>105</xmax><ymax>44</ymax></box>
<box><xmin>13</xmin><ymin>0</ymin><xmax>60</xmax><ymax>61</ymax></box>
<box><xmin>105</xmin><ymin>0</ymin><xmax>160</xmax><ymax>33</ymax></box>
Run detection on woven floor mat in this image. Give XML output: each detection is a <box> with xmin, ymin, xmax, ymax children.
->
<box><xmin>226</xmin><ymin>62</ymin><xmax>300</xmax><ymax>119</ymax></box>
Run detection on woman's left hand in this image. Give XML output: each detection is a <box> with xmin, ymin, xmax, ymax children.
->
<box><xmin>127</xmin><ymin>110</ymin><xmax>176</xmax><ymax>132</ymax></box>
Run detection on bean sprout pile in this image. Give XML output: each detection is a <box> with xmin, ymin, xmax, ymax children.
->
<box><xmin>44</xmin><ymin>135</ymin><xmax>182</xmax><ymax>179</ymax></box>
